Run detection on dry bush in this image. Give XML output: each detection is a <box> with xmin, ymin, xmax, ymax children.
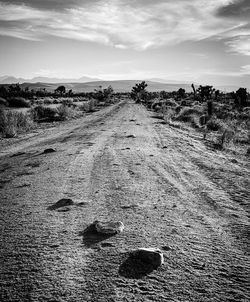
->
<box><xmin>43</xmin><ymin>97</ymin><xmax>54</xmax><ymax>105</ymax></box>
<box><xmin>80</xmin><ymin>99</ymin><xmax>97</xmax><ymax>112</ymax></box>
<box><xmin>175</xmin><ymin>106</ymin><xmax>204</xmax><ymax>123</ymax></box>
<box><xmin>31</xmin><ymin>105</ymin><xmax>58</xmax><ymax>122</ymax></box>
<box><xmin>206</xmin><ymin>117</ymin><xmax>224</xmax><ymax>131</ymax></box>
<box><xmin>62</xmin><ymin>98</ymin><xmax>73</xmax><ymax>107</ymax></box>
<box><xmin>7</xmin><ymin>97</ymin><xmax>30</xmax><ymax>108</ymax></box>
<box><xmin>164</xmin><ymin>98</ymin><xmax>178</xmax><ymax>108</ymax></box>
<box><xmin>57</xmin><ymin>105</ymin><xmax>76</xmax><ymax>120</ymax></box>
<box><xmin>0</xmin><ymin>108</ymin><xmax>33</xmax><ymax>138</ymax></box>
<box><xmin>216</xmin><ymin>127</ymin><xmax>235</xmax><ymax>149</ymax></box>
<box><xmin>0</xmin><ymin>97</ymin><xmax>8</xmax><ymax>107</ymax></box>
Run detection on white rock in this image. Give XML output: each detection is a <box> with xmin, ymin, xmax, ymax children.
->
<box><xmin>132</xmin><ymin>248</ymin><xmax>164</xmax><ymax>267</ymax></box>
<box><xmin>94</xmin><ymin>220</ymin><xmax>124</xmax><ymax>234</ymax></box>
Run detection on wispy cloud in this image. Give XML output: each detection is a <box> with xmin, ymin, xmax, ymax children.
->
<box><xmin>0</xmin><ymin>0</ymin><xmax>249</xmax><ymax>55</ymax></box>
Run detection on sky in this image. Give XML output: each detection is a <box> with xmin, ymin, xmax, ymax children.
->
<box><xmin>0</xmin><ymin>0</ymin><xmax>249</xmax><ymax>87</ymax></box>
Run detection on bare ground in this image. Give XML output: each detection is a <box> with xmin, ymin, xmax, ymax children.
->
<box><xmin>0</xmin><ymin>100</ymin><xmax>249</xmax><ymax>302</ymax></box>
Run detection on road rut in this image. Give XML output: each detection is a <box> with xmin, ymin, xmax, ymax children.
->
<box><xmin>0</xmin><ymin>100</ymin><xmax>249</xmax><ymax>301</ymax></box>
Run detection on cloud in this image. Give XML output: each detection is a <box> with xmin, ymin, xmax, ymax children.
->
<box><xmin>0</xmin><ymin>0</ymin><xmax>249</xmax><ymax>55</ymax></box>
<box><xmin>240</xmin><ymin>64</ymin><xmax>250</xmax><ymax>74</ymax></box>
<box><xmin>0</xmin><ymin>0</ymin><xmax>86</xmax><ymax>11</ymax></box>
<box><xmin>225</xmin><ymin>36</ymin><xmax>250</xmax><ymax>56</ymax></box>
<box><xmin>217</xmin><ymin>0</ymin><xmax>250</xmax><ymax>20</ymax></box>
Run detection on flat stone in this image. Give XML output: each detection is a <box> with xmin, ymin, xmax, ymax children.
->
<box><xmin>57</xmin><ymin>207</ymin><xmax>71</xmax><ymax>212</ymax></box>
<box><xmin>43</xmin><ymin>148</ymin><xmax>56</xmax><ymax>154</ymax></box>
<box><xmin>126</xmin><ymin>134</ymin><xmax>136</xmax><ymax>138</ymax></box>
<box><xmin>231</xmin><ymin>159</ymin><xmax>238</xmax><ymax>163</ymax></box>
<box><xmin>131</xmin><ymin>248</ymin><xmax>164</xmax><ymax>267</ymax></box>
<box><xmin>48</xmin><ymin>198</ymin><xmax>74</xmax><ymax>210</ymax></box>
<box><xmin>94</xmin><ymin>220</ymin><xmax>124</xmax><ymax>234</ymax></box>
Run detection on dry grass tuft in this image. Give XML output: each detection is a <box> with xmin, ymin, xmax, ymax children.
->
<box><xmin>0</xmin><ymin>108</ymin><xmax>33</xmax><ymax>137</ymax></box>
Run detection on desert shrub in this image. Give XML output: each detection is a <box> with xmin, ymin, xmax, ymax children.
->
<box><xmin>7</xmin><ymin>97</ymin><xmax>30</xmax><ymax>108</ymax></box>
<box><xmin>163</xmin><ymin>107</ymin><xmax>175</xmax><ymax>123</ymax></box>
<box><xmin>190</xmin><ymin>115</ymin><xmax>202</xmax><ymax>128</ymax></box>
<box><xmin>31</xmin><ymin>105</ymin><xmax>58</xmax><ymax>122</ymax></box>
<box><xmin>43</xmin><ymin>98</ymin><xmax>53</xmax><ymax>105</ymax></box>
<box><xmin>175</xmin><ymin>106</ymin><xmax>203</xmax><ymax>122</ymax></box>
<box><xmin>175</xmin><ymin>106</ymin><xmax>182</xmax><ymax>114</ymax></box>
<box><xmin>80</xmin><ymin>102</ymin><xmax>90</xmax><ymax>112</ymax></box>
<box><xmin>80</xmin><ymin>99</ymin><xmax>97</xmax><ymax>112</ymax></box>
<box><xmin>62</xmin><ymin>98</ymin><xmax>73</xmax><ymax>107</ymax></box>
<box><xmin>165</xmin><ymin>98</ymin><xmax>178</xmax><ymax>107</ymax></box>
<box><xmin>0</xmin><ymin>108</ymin><xmax>33</xmax><ymax>137</ymax></box>
<box><xmin>57</xmin><ymin>105</ymin><xmax>75</xmax><ymax>120</ymax></box>
<box><xmin>238</xmin><ymin>107</ymin><xmax>250</xmax><ymax>121</ymax></box>
<box><xmin>0</xmin><ymin>97</ymin><xmax>8</xmax><ymax>107</ymax></box>
<box><xmin>199</xmin><ymin>115</ymin><xmax>209</xmax><ymax>126</ymax></box>
<box><xmin>206</xmin><ymin>117</ymin><xmax>223</xmax><ymax>131</ymax></box>
<box><xmin>216</xmin><ymin>127</ymin><xmax>235</xmax><ymax>149</ymax></box>
<box><xmin>177</xmin><ymin>88</ymin><xmax>186</xmax><ymax>99</ymax></box>
<box><xmin>181</xmin><ymin>100</ymin><xmax>187</xmax><ymax>106</ymax></box>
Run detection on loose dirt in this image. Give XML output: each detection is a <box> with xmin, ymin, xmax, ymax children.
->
<box><xmin>0</xmin><ymin>100</ymin><xmax>249</xmax><ymax>302</ymax></box>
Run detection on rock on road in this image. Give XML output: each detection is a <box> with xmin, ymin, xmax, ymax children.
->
<box><xmin>0</xmin><ymin>100</ymin><xmax>249</xmax><ymax>302</ymax></box>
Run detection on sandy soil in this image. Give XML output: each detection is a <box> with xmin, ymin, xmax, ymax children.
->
<box><xmin>0</xmin><ymin>100</ymin><xmax>249</xmax><ymax>302</ymax></box>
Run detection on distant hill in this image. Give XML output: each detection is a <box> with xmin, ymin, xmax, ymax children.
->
<box><xmin>0</xmin><ymin>75</ymin><xmax>101</xmax><ymax>84</ymax></box>
<box><xmin>13</xmin><ymin>80</ymin><xmax>194</xmax><ymax>93</ymax></box>
<box><xmin>1</xmin><ymin>78</ymin><xmax>248</xmax><ymax>93</ymax></box>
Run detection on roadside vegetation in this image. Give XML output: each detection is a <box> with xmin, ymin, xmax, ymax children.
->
<box><xmin>0</xmin><ymin>84</ymin><xmax>118</xmax><ymax>138</ymax></box>
<box><xmin>131</xmin><ymin>82</ymin><xmax>250</xmax><ymax>154</ymax></box>
<box><xmin>1</xmin><ymin>80</ymin><xmax>249</xmax><ymax>156</ymax></box>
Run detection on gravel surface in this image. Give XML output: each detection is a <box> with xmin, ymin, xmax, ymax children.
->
<box><xmin>0</xmin><ymin>100</ymin><xmax>249</xmax><ymax>302</ymax></box>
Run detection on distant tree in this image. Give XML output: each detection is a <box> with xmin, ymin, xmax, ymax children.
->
<box><xmin>177</xmin><ymin>88</ymin><xmax>186</xmax><ymax>99</ymax></box>
<box><xmin>94</xmin><ymin>85</ymin><xmax>114</xmax><ymax>103</ymax></box>
<box><xmin>131</xmin><ymin>81</ymin><xmax>148</xmax><ymax>103</ymax></box>
<box><xmin>159</xmin><ymin>90</ymin><xmax>168</xmax><ymax>99</ymax></box>
<box><xmin>0</xmin><ymin>86</ymin><xmax>8</xmax><ymax>98</ymax></box>
<box><xmin>235</xmin><ymin>88</ymin><xmax>248</xmax><ymax>108</ymax></box>
<box><xmin>214</xmin><ymin>89</ymin><xmax>220</xmax><ymax>100</ymax></box>
<box><xmin>55</xmin><ymin>85</ymin><xmax>66</xmax><ymax>95</ymax></box>
<box><xmin>8</xmin><ymin>83</ymin><xmax>22</xmax><ymax>96</ymax></box>
<box><xmin>197</xmin><ymin>85</ymin><xmax>215</xmax><ymax>101</ymax></box>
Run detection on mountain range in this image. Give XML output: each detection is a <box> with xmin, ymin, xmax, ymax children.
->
<box><xmin>0</xmin><ymin>75</ymin><xmax>101</xmax><ymax>84</ymax></box>
<box><xmin>0</xmin><ymin>76</ymin><xmax>248</xmax><ymax>92</ymax></box>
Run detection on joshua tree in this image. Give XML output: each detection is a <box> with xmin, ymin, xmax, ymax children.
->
<box><xmin>177</xmin><ymin>88</ymin><xmax>186</xmax><ymax>99</ymax></box>
<box><xmin>191</xmin><ymin>83</ymin><xmax>196</xmax><ymax>99</ymax></box>
<box><xmin>197</xmin><ymin>85</ymin><xmax>215</xmax><ymax>101</ymax></box>
<box><xmin>235</xmin><ymin>88</ymin><xmax>248</xmax><ymax>108</ymax></box>
<box><xmin>94</xmin><ymin>85</ymin><xmax>114</xmax><ymax>103</ymax></box>
<box><xmin>131</xmin><ymin>81</ymin><xmax>148</xmax><ymax>103</ymax></box>
<box><xmin>215</xmin><ymin>89</ymin><xmax>220</xmax><ymax>100</ymax></box>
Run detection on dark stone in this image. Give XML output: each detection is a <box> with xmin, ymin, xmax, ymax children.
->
<box><xmin>47</xmin><ymin>198</ymin><xmax>74</xmax><ymax>210</ymax></box>
<box><xmin>43</xmin><ymin>148</ymin><xmax>56</xmax><ymax>154</ymax></box>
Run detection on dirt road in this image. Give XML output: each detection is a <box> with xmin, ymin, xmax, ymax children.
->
<box><xmin>0</xmin><ymin>100</ymin><xmax>249</xmax><ymax>302</ymax></box>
